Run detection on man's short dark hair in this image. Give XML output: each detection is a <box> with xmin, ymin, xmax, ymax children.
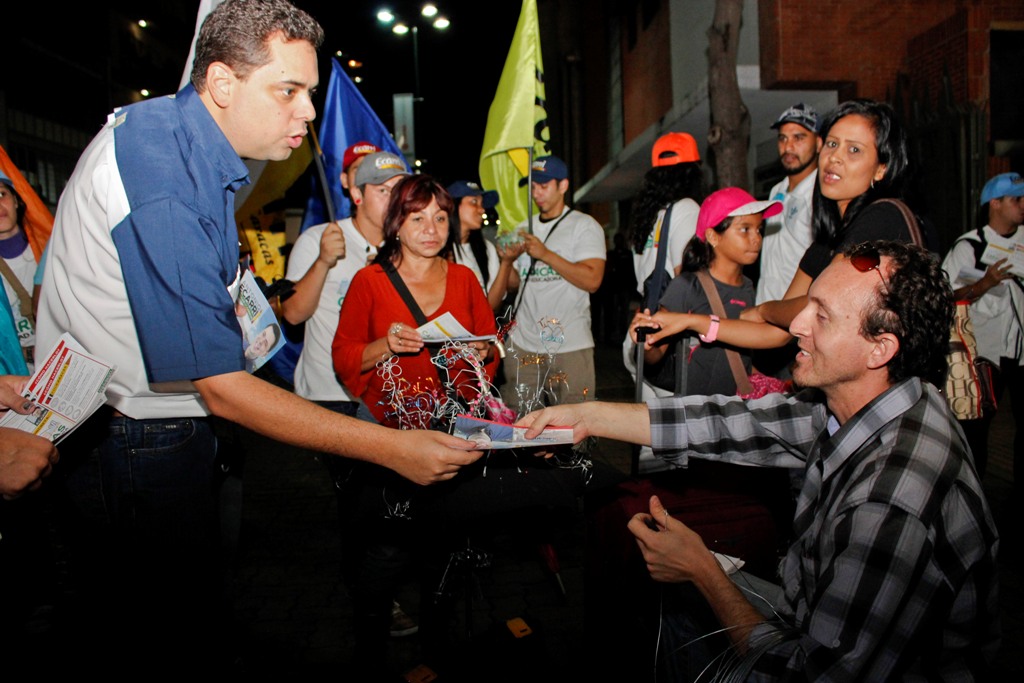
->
<box><xmin>844</xmin><ymin>241</ymin><xmax>953</xmax><ymax>387</ymax></box>
<box><xmin>190</xmin><ymin>0</ymin><xmax>324</xmax><ymax>93</ymax></box>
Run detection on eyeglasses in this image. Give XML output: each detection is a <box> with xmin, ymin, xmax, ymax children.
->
<box><xmin>850</xmin><ymin>247</ymin><xmax>888</xmax><ymax>292</ymax></box>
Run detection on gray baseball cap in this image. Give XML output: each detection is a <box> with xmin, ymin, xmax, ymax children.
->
<box><xmin>354</xmin><ymin>151</ymin><xmax>409</xmax><ymax>187</ymax></box>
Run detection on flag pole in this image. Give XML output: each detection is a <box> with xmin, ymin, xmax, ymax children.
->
<box><xmin>306</xmin><ymin>123</ymin><xmax>337</xmax><ymax>224</ymax></box>
<box><xmin>526</xmin><ymin>147</ymin><xmax>534</xmax><ymax>235</ymax></box>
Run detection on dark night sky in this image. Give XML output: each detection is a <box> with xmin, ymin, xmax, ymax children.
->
<box><xmin>5</xmin><ymin>0</ymin><xmax>525</xmax><ymax>185</ymax></box>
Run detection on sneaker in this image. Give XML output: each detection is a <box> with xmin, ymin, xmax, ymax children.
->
<box><xmin>390</xmin><ymin>600</ymin><xmax>418</xmax><ymax>638</ymax></box>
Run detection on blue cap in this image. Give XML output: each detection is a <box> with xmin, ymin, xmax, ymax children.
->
<box><xmin>518</xmin><ymin>155</ymin><xmax>568</xmax><ymax>186</ymax></box>
<box><xmin>0</xmin><ymin>169</ymin><xmax>14</xmax><ymax>189</ymax></box>
<box><xmin>446</xmin><ymin>180</ymin><xmax>499</xmax><ymax>209</ymax></box>
<box><xmin>980</xmin><ymin>172</ymin><xmax>1024</xmax><ymax>205</ymax></box>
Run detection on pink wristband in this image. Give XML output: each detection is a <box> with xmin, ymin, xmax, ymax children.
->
<box><xmin>699</xmin><ymin>314</ymin><xmax>720</xmax><ymax>343</ymax></box>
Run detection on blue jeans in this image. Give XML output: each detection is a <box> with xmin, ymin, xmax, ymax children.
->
<box><xmin>57</xmin><ymin>411</ymin><xmax>226</xmax><ymax>668</ymax></box>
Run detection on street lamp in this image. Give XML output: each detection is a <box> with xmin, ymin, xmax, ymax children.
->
<box><xmin>375</xmin><ymin>4</ymin><xmax>451</xmax><ymax>97</ymax></box>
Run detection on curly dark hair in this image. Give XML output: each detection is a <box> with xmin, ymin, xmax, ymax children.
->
<box><xmin>375</xmin><ymin>175</ymin><xmax>457</xmax><ymax>266</ymax></box>
<box><xmin>843</xmin><ymin>240</ymin><xmax>953</xmax><ymax>387</ymax></box>
<box><xmin>627</xmin><ymin>162</ymin><xmax>706</xmax><ymax>255</ymax></box>
<box><xmin>191</xmin><ymin>0</ymin><xmax>324</xmax><ymax>92</ymax></box>
<box><xmin>813</xmin><ymin>100</ymin><xmax>910</xmax><ymax>249</ymax></box>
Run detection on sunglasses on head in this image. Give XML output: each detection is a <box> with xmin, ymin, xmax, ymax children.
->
<box><xmin>850</xmin><ymin>247</ymin><xmax>888</xmax><ymax>292</ymax></box>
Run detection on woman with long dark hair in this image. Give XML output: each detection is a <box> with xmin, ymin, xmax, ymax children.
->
<box><xmin>752</xmin><ymin>98</ymin><xmax>925</xmax><ymax>327</ymax></box>
<box><xmin>644</xmin><ymin>99</ymin><xmax>928</xmax><ymax>354</ymax></box>
<box><xmin>447</xmin><ymin>180</ymin><xmax>523</xmax><ymax>310</ymax></box>
<box><xmin>623</xmin><ymin>133</ymin><xmax>707</xmax><ymax>415</ymax></box>
<box><xmin>627</xmin><ymin>132</ymin><xmax>706</xmax><ymax>294</ymax></box>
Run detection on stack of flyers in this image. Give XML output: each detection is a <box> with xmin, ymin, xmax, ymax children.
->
<box><xmin>0</xmin><ymin>333</ymin><xmax>116</xmax><ymax>444</ymax></box>
<box><xmin>452</xmin><ymin>414</ymin><xmax>574</xmax><ymax>449</ymax></box>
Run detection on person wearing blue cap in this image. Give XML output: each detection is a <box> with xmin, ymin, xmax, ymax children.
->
<box><xmin>447</xmin><ymin>180</ymin><xmax>524</xmax><ymax>310</ymax></box>
<box><xmin>502</xmin><ymin>155</ymin><xmax>607</xmax><ymax>412</ymax></box>
<box><xmin>941</xmin><ymin>171</ymin><xmax>1024</xmax><ymax>480</ymax></box>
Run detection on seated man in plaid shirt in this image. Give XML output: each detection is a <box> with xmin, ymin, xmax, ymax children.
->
<box><xmin>521</xmin><ymin>240</ymin><xmax>999</xmax><ymax>681</ymax></box>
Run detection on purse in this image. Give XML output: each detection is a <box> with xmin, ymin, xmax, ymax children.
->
<box><xmin>880</xmin><ymin>199</ymin><xmax>998</xmax><ymax>417</ymax></box>
<box><xmin>945</xmin><ymin>300</ymin><xmax>997</xmax><ymax>420</ymax></box>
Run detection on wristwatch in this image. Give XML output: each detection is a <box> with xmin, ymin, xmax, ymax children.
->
<box><xmin>699</xmin><ymin>314</ymin><xmax>720</xmax><ymax>343</ymax></box>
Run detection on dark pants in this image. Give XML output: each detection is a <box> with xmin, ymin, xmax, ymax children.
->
<box><xmin>318</xmin><ymin>400</ymin><xmax>415</xmax><ymax>678</ymax></box>
<box><xmin>55</xmin><ymin>410</ymin><xmax>226</xmax><ymax>670</ymax></box>
<box><xmin>960</xmin><ymin>358</ymin><xmax>1024</xmax><ymax>481</ymax></box>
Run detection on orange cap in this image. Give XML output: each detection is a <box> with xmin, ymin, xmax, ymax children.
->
<box><xmin>652</xmin><ymin>132</ymin><xmax>700</xmax><ymax>167</ymax></box>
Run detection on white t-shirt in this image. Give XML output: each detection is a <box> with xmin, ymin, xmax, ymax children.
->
<box><xmin>942</xmin><ymin>224</ymin><xmax>1024</xmax><ymax>364</ymax></box>
<box><xmin>510</xmin><ymin>208</ymin><xmax>606</xmax><ymax>354</ymax></box>
<box><xmin>285</xmin><ymin>218</ymin><xmax>377</xmax><ymax>401</ymax></box>
<box><xmin>2</xmin><ymin>243</ymin><xmax>36</xmax><ymax>354</ymax></box>
<box><xmin>453</xmin><ymin>237</ymin><xmax>500</xmax><ymax>293</ymax></box>
<box><xmin>632</xmin><ymin>197</ymin><xmax>700</xmax><ymax>298</ymax></box>
<box><xmin>756</xmin><ymin>171</ymin><xmax>816</xmax><ymax>303</ymax></box>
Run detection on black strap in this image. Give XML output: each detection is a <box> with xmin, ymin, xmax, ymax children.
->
<box><xmin>382</xmin><ymin>263</ymin><xmax>449</xmax><ymax>389</ymax></box>
<box><xmin>510</xmin><ymin>209</ymin><xmax>575</xmax><ymax>322</ymax></box>
<box><xmin>644</xmin><ymin>204</ymin><xmax>674</xmax><ymax>313</ymax></box>
<box><xmin>956</xmin><ymin>227</ymin><xmax>1024</xmax><ymax>295</ymax></box>
<box><xmin>383</xmin><ymin>263</ymin><xmax>428</xmax><ymax>325</ymax></box>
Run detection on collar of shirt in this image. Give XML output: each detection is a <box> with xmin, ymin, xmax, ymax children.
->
<box><xmin>175</xmin><ymin>84</ymin><xmax>251</xmax><ymax>193</ymax></box>
<box><xmin>819</xmin><ymin>378</ymin><xmax>923</xmax><ymax>483</ymax></box>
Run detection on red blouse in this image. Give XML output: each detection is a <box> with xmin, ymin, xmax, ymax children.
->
<box><xmin>332</xmin><ymin>262</ymin><xmax>498</xmax><ymax>428</ymax></box>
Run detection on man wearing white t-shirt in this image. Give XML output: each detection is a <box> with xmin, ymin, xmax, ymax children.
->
<box><xmin>502</xmin><ymin>155</ymin><xmax>606</xmax><ymax>412</ymax></box>
<box><xmin>757</xmin><ymin>103</ymin><xmax>821</xmax><ymax>304</ymax></box>
<box><xmin>282</xmin><ymin>149</ymin><xmax>406</xmax><ymax>417</ymax></box>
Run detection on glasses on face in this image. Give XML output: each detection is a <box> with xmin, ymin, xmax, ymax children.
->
<box><xmin>850</xmin><ymin>247</ymin><xmax>888</xmax><ymax>292</ymax></box>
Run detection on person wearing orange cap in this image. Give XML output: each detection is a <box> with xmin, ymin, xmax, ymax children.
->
<box><xmin>620</xmin><ymin>133</ymin><xmax>705</xmax><ymax>471</ymax></box>
<box><xmin>627</xmin><ymin>132</ymin><xmax>706</xmax><ymax>298</ymax></box>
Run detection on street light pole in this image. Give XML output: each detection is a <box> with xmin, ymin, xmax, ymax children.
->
<box><xmin>411</xmin><ymin>25</ymin><xmax>420</xmax><ymax>98</ymax></box>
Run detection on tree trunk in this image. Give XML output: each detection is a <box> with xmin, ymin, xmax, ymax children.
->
<box><xmin>707</xmin><ymin>0</ymin><xmax>751</xmax><ymax>191</ymax></box>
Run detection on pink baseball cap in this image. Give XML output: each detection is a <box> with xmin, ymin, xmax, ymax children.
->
<box><xmin>695</xmin><ymin>187</ymin><xmax>783</xmax><ymax>241</ymax></box>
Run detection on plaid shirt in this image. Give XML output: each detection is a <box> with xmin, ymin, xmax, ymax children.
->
<box><xmin>648</xmin><ymin>378</ymin><xmax>1000</xmax><ymax>681</ymax></box>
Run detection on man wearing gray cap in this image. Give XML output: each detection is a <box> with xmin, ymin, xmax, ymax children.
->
<box><xmin>283</xmin><ymin>150</ymin><xmax>409</xmax><ymax>418</ymax></box>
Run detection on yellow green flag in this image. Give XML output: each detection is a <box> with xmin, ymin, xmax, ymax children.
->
<box><xmin>479</xmin><ymin>0</ymin><xmax>551</xmax><ymax>236</ymax></box>
<box><xmin>235</xmin><ymin>141</ymin><xmax>312</xmax><ymax>284</ymax></box>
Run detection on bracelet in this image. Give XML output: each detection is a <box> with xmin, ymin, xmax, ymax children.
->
<box><xmin>699</xmin><ymin>314</ymin><xmax>720</xmax><ymax>343</ymax></box>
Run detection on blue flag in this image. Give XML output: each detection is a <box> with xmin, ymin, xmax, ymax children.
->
<box><xmin>301</xmin><ymin>58</ymin><xmax>404</xmax><ymax>230</ymax></box>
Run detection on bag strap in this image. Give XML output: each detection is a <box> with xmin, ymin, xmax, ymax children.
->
<box><xmin>694</xmin><ymin>269</ymin><xmax>753</xmax><ymax>396</ymax></box>
<box><xmin>0</xmin><ymin>258</ymin><xmax>34</xmax><ymax>324</ymax></box>
<box><xmin>382</xmin><ymin>263</ymin><xmax>450</xmax><ymax>389</ymax></box>
<box><xmin>644</xmin><ymin>204</ymin><xmax>674</xmax><ymax>312</ymax></box>
<box><xmin>510</xmin><ymin>209</ymin><xmax>575</xmax><ymax>322</ymax></box>
<box><xmin>874</xmin><ymin>198</ymin><xmax>924</xmax><ymax>247</ymax></box>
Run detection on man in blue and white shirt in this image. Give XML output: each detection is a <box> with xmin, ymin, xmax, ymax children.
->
<box><xmin>35</xmin><ymin>0</ymin><xmax>480</xmax><ymax>668</ymax></box>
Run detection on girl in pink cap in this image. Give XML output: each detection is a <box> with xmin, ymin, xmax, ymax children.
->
<box><xmin>629</xmin><ymin>187</ymin><xmax>789</xmax><ymax>396</ymax></box>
